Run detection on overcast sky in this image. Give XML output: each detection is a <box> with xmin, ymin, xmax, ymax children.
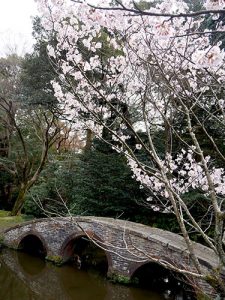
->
<box><xmin>0</xmin><ymin>0</ymin><xmax>38</xmax><ymax>57</ymax></box>
<box><xmin>0</xmin><ymin>0</ymin><xmax>99</xmax><ymax>57</ymax></box>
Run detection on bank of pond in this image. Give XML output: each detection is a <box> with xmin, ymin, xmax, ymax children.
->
<box><xmin>0</xmin><ymin>233</ymin><xmax>196</xmax><ymax>300</ymax></box>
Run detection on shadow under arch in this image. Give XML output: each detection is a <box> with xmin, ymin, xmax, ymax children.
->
<box><xmin>60</xmin><ymin>231</ymin><xmax>111</xmax><ymax>276</ymax></box>
<box><xmin>130</xmin><ymin>261</ymin><xmax>196</xmax><ymax>300</ymax></box>
<box><xmin>18</xmin><ymin>232</ymin><xmax>47</xmax><ymax>259</ymax></box>
<box><xmin>17</xmin><ymin>251</ymin><xmax>46</xmax><ymax>277</ymax></box>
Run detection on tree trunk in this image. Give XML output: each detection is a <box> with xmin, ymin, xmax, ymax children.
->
<box><xmin>84</xmin><ymin>129</ymin><xmax>93</xmax><ymax>151</ymax></box>
<box><xmin>10</xmin><ymin>184</ymin><xmax>27</xmax><ymax>216</ymax></box>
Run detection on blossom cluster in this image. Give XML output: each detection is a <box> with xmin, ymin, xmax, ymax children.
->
<box><xmin>128</xmin><ymin>148</ymin><xmax>225</xmax><ymax>200</ymax></box>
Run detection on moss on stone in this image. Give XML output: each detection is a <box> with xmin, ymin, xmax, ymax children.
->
<box><xmin>108</xmin><ymin>273</ymin><xmax>131</xmax><ymax>285</ymax></box>
<box><xmin>196</xmin><ymin>292</ymin><xmax>213</xmax><ymax>300</ymax></box>
<box><xmin>0</xmin><ymin>235</ymin><xmax>4</xmax><ymax>250</ymax></box>
<box><xmin>205</xmin><ymin>274</ymin><xmax>218</xmax><ymax>286</ymax></box>
<box><xmin>46</xmin><ymin>255</ymin><xmax>63</xmax><ymax>266</ymax></box>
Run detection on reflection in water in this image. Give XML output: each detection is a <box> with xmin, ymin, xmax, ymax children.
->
<box><xmin>17</xmin><ymin>252</ymin><xmax>46</xmax><ymax>276</ymax></box>
<box><xmin>0</xmin><ymin>249</ymin><xmax>192</xmax><ymax>300</ymax></box>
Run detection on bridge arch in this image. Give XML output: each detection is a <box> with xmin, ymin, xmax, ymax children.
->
<box><xmin>130</xmin><ymin>261</ymin><xmax>195</xmax><ymax>298</ymax></box>
<box><xmin>18</xmin><ymin>231</ymin><xmax>47</xmax><ymax>258</ymax></box>
<box><xmin>60</xmin><ymin>231</ymin><xmax>112</xmax><ymax>274</ymax></box>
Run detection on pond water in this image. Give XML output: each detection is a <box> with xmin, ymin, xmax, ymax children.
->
<box><xmin>0</xmin><ymin>249</ymin><xmax>194</xmax><ymax>300</ymax></box>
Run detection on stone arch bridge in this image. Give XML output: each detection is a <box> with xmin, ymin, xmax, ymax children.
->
<box><xmin>2</xmin><ymin>216</ymin><xmax>220</xmax><ymax>297</ymax></box>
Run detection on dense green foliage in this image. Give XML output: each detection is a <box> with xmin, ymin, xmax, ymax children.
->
<box><xmin>20</xmin><ymin>18</ymin><xmax>57</xmax><ymax>108</ymax></box>
<box><xmin>24</xmin><ymin>141</ymin><xmax>150</xmax><ymax>222</ymax></box>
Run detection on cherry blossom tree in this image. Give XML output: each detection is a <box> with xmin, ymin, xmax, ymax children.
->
<box><xmin>36</xmin><ymin>0</ymin><xmax>225</xmax><ymax>296</ymax></box>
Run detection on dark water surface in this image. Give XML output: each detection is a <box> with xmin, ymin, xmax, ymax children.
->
<box><xmin>0</xmin><ymin>249</ymin><xmax>191</xmax><ymax>300</ymax></box>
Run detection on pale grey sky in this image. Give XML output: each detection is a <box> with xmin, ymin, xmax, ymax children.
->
<box><xmin>0</xmin><ymin>0</ymin><xmax>38</xmax><ymax>57</ymax></box>
<box><xmin>0</xmin><ymin>0</ymin><xmax>100</xmax><ymax>57</ymax></box>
